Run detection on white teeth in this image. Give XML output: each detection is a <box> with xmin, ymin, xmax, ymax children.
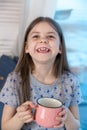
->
<box><xmin>37</xmin><ymin>47</ymin><xmax>49</xmax><ymax>52</ymax></box>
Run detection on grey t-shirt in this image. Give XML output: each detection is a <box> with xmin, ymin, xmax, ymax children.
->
<box><xmin>0</xmin><ymin>71</ymin><xmax>82</xmax><ymax>130</ymax></box>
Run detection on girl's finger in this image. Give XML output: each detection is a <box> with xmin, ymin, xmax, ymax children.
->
<box><xmin>54</xmin><ymin>121</ymin><xmax>65</xmax><ymax>128</ymax></box>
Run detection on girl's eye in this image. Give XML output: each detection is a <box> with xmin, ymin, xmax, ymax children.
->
<box><xmin>32</xmin><ymin>35</ymin><xmax>39</xmax><ymax>39</ymax></box>
<box><xmin>47</xmin><ymin>35</ymin><xmax>55</xmax><ymax>39</ymax></box>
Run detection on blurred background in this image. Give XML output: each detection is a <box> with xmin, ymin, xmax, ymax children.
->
<box><xmin>0</xmin><ymin>0</ymin><xmax>87</xmax><ymax>129</ymax></box>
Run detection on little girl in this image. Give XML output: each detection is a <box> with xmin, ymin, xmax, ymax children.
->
<box><xmin>0</xmin><ymin>17</ymin><xmax>82</xmax><ymax>130</ymax></box>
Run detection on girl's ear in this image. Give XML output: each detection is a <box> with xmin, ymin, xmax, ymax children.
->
<box><xmin>59</xmin><ymin>49</ymin><xmax>62</xmax><ymax>54</ymax></box>
<box><xmin>59</xmin><ymin>44</ymin><xmax>62</xmax><ymax>54</ymax></box>
<box><xmin>25</xmin><ymin>43</ymin><xmax>29</xmax><ymax>53</ymax></box>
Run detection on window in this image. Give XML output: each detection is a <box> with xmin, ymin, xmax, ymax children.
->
<box><xmin>54</xmin><ymin>1</ymin><xmax>87</xmax><ymax>129</ymax></box>
<box><xmin>0</xmin><ymin>0</ymin><xmax>24</xmax><ymax>56</ymax></box>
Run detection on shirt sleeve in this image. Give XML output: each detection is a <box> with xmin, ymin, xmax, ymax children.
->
<box><xmin>70</xmin><ymin>75</ymin><xmax>83</xmax><ymax>106</ymax></box>
<box><xmin>0</xmin><ymin>72</ymin><xmax>21</xmax><ymax>108</ymax></box>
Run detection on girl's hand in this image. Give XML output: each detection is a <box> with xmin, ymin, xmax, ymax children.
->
<box><xmin>16</xmin><ymin>101</ymin><xmax>35</xmax><ymax>123</ymax></box>
<box><xmin>54</xmin><ymin>107</ymin><xmax>68</xmax><ymax>128</ymax></box>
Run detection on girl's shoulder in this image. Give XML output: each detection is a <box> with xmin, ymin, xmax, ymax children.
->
<box><xmin>6</xmin><ymin>71</ymin><xmax>22</xmax><ymax>85</ymax></box>
<box><xmin>0</xmin><ymin>71</ymin><xmax>22</xmax><ymax>107</ymax></box>
<box><xmin>62</xmin><ymin>71</ymin><xmax>79</xmax><ymax>84</ymax></box>
<box><xmin>7</xmin><ymin>71</ymin><xmax>21</xmax><ymax>79</ymax></box>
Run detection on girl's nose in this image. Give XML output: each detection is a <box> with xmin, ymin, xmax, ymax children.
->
<box><xmin>40</xmin><ymin>38</ymin><xmax>48</xmax><ymax>43</ymax></box>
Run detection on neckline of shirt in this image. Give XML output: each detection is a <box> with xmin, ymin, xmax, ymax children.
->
<box><xmin>30</xmin><ymin>73</ymin><xmax>60</xmax><ymax>88</ymax></box>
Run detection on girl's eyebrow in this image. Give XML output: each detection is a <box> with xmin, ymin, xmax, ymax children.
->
<box><xmin>47</xmin><ymin>32</ymin><xmax>56</xmax><ymax>35</ymax></box>
<box><xmin>30</xmin><ymin>32</ymin><xmax>39</xmax><ymax>35</ymax></box>
<box><xmin>30</xmin><ymin>31</ymin><xmax>56</xmax><ymax>35</ymax></box>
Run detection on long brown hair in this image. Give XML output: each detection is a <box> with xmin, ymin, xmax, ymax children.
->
<box><xmin>15</xmin><ymin>17</ymin><xmax>70</xmax><ymax>102</ymax></box>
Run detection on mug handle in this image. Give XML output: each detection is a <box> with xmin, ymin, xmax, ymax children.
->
<box><xmin>33</xmin><ymin>105</ymin><xmax>38</xmax><ymax>121</ymax></box>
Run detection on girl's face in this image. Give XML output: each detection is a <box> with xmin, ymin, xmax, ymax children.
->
<box><xmin>25</xmin><ymin>22</ymin><xmax>62</xmax><ymax>64</ymax></box>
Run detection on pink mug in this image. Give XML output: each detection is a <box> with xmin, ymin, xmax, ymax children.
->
<box><xmin>34</xmin><ymin>97</ymin><xmax>63</xmax><ymax>128</ymax></box>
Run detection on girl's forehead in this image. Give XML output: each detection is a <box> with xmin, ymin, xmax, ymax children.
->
<box><xmin>32</xmin><ymin>21</ymin><xmax>53</xmax><ymax>29</ymax></box>
<box><xmin>30</xmin><ymin>21</ymin><xmax>57</xmax><ymax>34</ymax></box>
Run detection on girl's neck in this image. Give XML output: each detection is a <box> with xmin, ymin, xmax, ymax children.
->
<box><xmin>32</xmin><ymin>63</ymin><xmax>57</xmax><ymax>85</ymax></box>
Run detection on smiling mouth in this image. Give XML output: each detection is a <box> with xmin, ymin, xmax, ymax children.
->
<box><xmin>36</xmin><ymin>47</ymin><xmax>50</xmax><ymax>53</ymax></box>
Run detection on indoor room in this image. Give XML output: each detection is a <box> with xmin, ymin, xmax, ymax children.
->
<box><xmin>0</xmin><ymin>0</ymin><xmax>87</xmax><ymax>130</ymax></box>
